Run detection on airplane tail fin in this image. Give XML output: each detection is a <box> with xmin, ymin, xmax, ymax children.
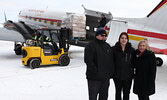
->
<box><xmin>143</xmin><ymin>0</ymin><xmax>167</xmax><ymax>33</ymax></box>
<box><xmin>147</xmin><ymin>0</ymin><xmax>166</xmax><ymax>17</ymax></box>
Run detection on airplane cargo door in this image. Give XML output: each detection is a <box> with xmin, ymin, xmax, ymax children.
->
<box><xmin>84</xmin><ymin>8</ymin><xmax>112</xmax><ymax>40</ymax></box>
<box><xmin>106</xmin><ymin>21</ymin><xmax>128</xmax><ymax>46</ymax></box>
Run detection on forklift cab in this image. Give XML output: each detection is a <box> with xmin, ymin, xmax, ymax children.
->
<box><xmin>22</xmin><ymin>28</ymin><xmax>71</xmax><ymax>69</ymax></box>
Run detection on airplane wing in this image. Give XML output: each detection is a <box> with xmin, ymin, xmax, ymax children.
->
<box><xmin>0</xmin><ymin>27</ymin><xmax>25</xmax><ymax>42</ymax></box>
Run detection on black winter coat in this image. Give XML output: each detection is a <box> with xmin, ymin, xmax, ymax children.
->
<box><xmin>99</xmin><ymin>17</ymin><xmax>107</xmax><ymax>27</ymax></box>
<box><xmin>84</xmin><ymin>38</ymin><xmax>115</xmax><ymax>80</ymax></box>
<box><xmin>132</xmin><ymin>49</ymin><xmax>157</xmax><ymax>96</ymax></box>
<box><xmin>113</xmin><ymin>42</ymin><xmax>135</xmax><ymax>80</ymax></box>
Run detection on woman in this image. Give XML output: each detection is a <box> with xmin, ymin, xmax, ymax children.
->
<box><xmin>113</xmin><ymin>32</ymin><xmax>135</xmax><ymax>100</ymax></box>
<box><xmin>132</xmin><ymin>40</ymin><xmax>157</xmax><ymax>100</ymax></box>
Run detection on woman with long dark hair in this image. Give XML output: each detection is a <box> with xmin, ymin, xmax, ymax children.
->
<box><xmin>132</xmin><ymin>40</ymin><xmax>157</xmax><ymax>100</ymax></box>
<box><xmin>113</xmin><ymin>32</ymin><xmax>135</xmax><ymax>100</ymax></box>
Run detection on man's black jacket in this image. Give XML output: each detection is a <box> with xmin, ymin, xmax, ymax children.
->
<box><xmin>99</xmin><ymin>17</ymin><xmax>106</xmax><ymax>27</ymax></box>
<box><xmin>84</xmin><ymin>38</ymin><xmax>115</xmax><ymax>80</ymax></box>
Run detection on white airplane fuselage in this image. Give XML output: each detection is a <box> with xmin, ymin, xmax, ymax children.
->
<box><xmin>18</xmin><ymin>9</ymin><xmax>67</xmax><ymax>29</ymax></box>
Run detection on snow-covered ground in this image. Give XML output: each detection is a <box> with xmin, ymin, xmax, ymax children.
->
<box><xmin>0</xmin><ymin>40</ymin><xmax>166</xmax><ymax>100</ymax></box>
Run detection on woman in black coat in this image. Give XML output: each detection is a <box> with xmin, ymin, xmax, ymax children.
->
<box><xmin>113</xmin><ymin>32</ymin><xmax>135</xmax><ymax>100</ymax></box>
<box><xmin>132</xmin><ymin>40</ymin><xmax>157</xmax><ymax>100</ymax></box>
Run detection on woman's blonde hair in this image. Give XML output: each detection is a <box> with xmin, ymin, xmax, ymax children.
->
<box><xmin>138</xmin><ymin>40</ymin><xmax>152</xmax><ymax>51</ymax></box>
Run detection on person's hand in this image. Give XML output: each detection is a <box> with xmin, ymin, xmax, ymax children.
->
<box><xmin>98</xmin><ymin>19</ymin><xmax>100</xmax><ymax>22</ymax></box>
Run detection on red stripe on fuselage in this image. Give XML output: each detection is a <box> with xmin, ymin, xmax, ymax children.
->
<box><xmin>19</xmin><ymin>15</ymin><xmax>62</xmax><ymax>22</ymax></box>
<box><xmin>127</xmin><ymin>29</ymin><xmax>167</xmax><ymax>40</ymax></box>
<box><xmin>150</xmin><ymin>47</ymin><xmax>162</xmax><ymax>54</ymax></box>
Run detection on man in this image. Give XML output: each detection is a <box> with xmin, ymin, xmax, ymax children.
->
<box><xmin>98</xmin><ymin>14</ymin><xmax>107</xmax><ymax>27</ymax></box>
<box><xmin>84</xmin><ymin>27</ymin><xmax>115</xmax><ymax>100</ymax></box>
<box><xmin>33</xmin><ymin>30</ymin><xmax>51</xmax><ymax>46</ymax></box>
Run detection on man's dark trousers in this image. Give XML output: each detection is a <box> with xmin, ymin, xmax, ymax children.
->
<box><xmin>87</xmin><ymin>79</ymin><xmax>110</xmax><ymax>100</ymax></box>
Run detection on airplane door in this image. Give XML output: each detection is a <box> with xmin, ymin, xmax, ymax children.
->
<box><xmin>106</xmin><ymin>21</ymin><xmax>128</xmax><ymax>46</ymax></box>
<box><xmin>84</xmin><ymin>8</ymin><xmax>113</xmax><ymax>40</ymax></box>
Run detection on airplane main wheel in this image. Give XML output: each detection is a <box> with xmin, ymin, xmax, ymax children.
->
<box><xmin>59</xmin><ymin>55</ymin><xmax>70</xmax><ymax>66</ymax></box>
<box><xmin>29</xmin><ymin>59</ymin><xmax>40</xmax><ymax>69</ymax></box>
<box><xmin>156</xmin><ymin>57</ymin><xmax>163</xmax><ymax>67</ymax></box>
<box><xmin>15</xmin><ymin>44</ymin><xmax>22</xmax><ymax>55</ymax></box>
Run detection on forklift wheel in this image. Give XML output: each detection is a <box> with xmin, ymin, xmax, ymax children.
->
<box><xmin>29</xmin><ymin>59</ymin><xmax>40</xmax><ymax>69</ymax></box>
<box><xmin>59</xmin><ymin>55</ymin><xmax>70</xmax><ymax>66</ymax></box>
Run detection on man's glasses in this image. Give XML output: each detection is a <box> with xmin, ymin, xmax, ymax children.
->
<box><xmin>100</xmin><ymin>34</ymin><xmax>107</xmax><ymax>37</ymax></box>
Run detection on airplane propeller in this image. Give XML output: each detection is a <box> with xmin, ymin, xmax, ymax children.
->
<box><xmin>1</xmin><ymin>12</ymin><xmax>14</xmax><ymax>29</ymax></box>
<box><xmin>4</xmin><ymin>11</ymin><xmax>7</xmax><ymax>22</ymax></box>
<box><xmin>0</xmin><ymin>11</ymin><xmax>7</xmax><ymax>26</ymax></box>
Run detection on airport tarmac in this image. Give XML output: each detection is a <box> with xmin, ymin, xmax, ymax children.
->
<box><xmin>0</xmin><ymin>40</ymin><xmax>166</xmax><ymax>100</ymax></box>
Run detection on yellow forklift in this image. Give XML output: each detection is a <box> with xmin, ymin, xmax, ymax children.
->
<box><xmin>22</xmin><ymin>28</ymin><xmax>71</xmax><ymax>69</ymax></box>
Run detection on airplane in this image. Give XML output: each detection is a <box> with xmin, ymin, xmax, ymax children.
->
<box><xmin>0</xmin><ymin>0</ymin><xmax>166</xmax><ymax>66</ymax></box>
<box><xmin>106</xmin><ymin>0</ymin><xmax>167</xmax><ymax>66</ymax></box>
<box><xmin>0</xmin><ymin>7</ymin><xmax>112</xmax><ymax>54</ymax></box>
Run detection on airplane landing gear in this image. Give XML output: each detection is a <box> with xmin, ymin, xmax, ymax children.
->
<box><xmin>156</xmin><ymin>57</ymin><xmax>163</xmax><ymax>67</ymax></box>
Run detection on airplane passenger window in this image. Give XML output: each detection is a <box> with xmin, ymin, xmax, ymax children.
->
<box><xmin>51</xmin><ymin>21</ymin><xmax>54</xmax><ymax>25</ymax></box>
<box><xmin>39</xmin><ymin>19</ymin><xmax>41</xmax><ymax>22</ymax></box>
<box><xmin>44</xmin><ymin>20</ymin><xmax>47</xmax><ymax>23</ymax></box>
<box><xmin>94</xmin><ymin>28</ymin><xmax>97</xmax><ymax>32</ymax></box>
<box><xmin>86</xmin><ymin>26</ymin><xmax>90</xmax><ymax>30</ymax></box>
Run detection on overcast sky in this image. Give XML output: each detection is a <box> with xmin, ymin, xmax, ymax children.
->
<box><xmin>0</xmin><ymin>0</ymin><xmax>161</xmax><ymax>23</ymax></box>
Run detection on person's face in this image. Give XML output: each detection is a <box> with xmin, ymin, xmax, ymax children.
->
<box><xmin>96</xmin><ymin>34</ymin><xmax>107</xmax><ymax>41</ymax></box>
<box><xmin>138</xmin><ymin>42</ymin><xmax>147</xmax><ymax>53</ymax></box>
<box><xmin>120</xmin><ymin>35</ymin><xmax>128</xmax><ymax>46</ymax></box>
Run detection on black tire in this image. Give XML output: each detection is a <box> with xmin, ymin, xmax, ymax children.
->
<box><xmin>15</xmin><ymin>44</ymin><xmax>22</xmax><ymax>55</ymax></box>
<box><xmin>156</xmin><ymin>57</ymin><xmax>163</xmax><ymax>67</ymax></box>
<box><xmin>59</xmin><ymin>55</ymin><xmax>70</xmax><ymax>66</ymax></box>
<box><xmin>29</xmin><ymin>59</ymin><xmax>40</xmax><ymax>69</ymax></box>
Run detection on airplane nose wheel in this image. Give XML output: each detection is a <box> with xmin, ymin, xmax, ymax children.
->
<box><xmin>156</xmin><ymin>57</ymin><xmax>163</xmax><ymax>67</ymax></box>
